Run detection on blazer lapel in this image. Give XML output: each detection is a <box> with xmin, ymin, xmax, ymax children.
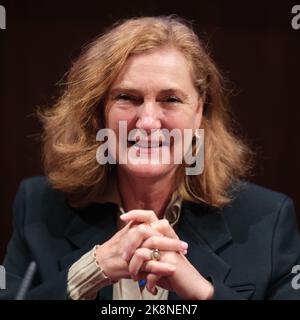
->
<box><xmin>59</xmin><ymin>202</ymin><xmax>119</xmax><ymax>300</ymax></box>
<box><xmin>168</xmin><ymin>201</ymin><xmax>232</xmax><ymax>300</ymax></box>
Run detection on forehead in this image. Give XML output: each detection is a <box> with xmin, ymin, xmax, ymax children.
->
<box><xmin>111</xmin><ymin>46</ymin><xmax>195</xmax><ymax>91</ymax></box>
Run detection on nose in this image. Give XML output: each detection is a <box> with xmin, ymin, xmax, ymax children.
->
<box><xmin>135</xmin><ymin>100</ymin><xmax>162</xmax><ymax>133</ymax></box>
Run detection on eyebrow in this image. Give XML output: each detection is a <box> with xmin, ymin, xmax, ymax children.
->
<box><xmin>109</xmin><ymin>86</ymin><xmax>189</xmax><ymax>100</ymax></box>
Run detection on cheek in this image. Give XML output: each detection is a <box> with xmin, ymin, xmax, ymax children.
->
<box><xmin>193</xmin><ymin>112</ymin><xmax>203</xmax><ymax>130</ymax></box>
<box><xmin>175</xmin><ymin>105</ymin><xmax>203</xmax><ymax>130</ymax></box>
<box><xmin>107</xmin><ymin>106</ymin><xmax>137</xmax><ymax>130</ymax></box>
<box><xmin>166</xmin><ymin>112</ymin><xmax>196</xmax><ymax>131</ymax></box>
<box><xmin>105</xmin><ymin>104</ymin><xmax>114</xmax><ymax>129</ymax></box>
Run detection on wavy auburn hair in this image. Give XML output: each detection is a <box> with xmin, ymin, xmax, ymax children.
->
<box><xmin>39</xmin><ymin>15</ymin><xmax>253</xmax><ymax>208</ymax></box>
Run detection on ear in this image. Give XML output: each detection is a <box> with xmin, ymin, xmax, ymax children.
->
<box><xmin>194</xmin><ymin>96</ymin><xmax>204</xmax><ymax>130</ymax></box>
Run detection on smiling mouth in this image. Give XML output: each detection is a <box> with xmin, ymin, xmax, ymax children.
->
<box><xmin>127</xmin><ymin>140</ymin><xmax>170</xmax><ymax>149</ymax></box>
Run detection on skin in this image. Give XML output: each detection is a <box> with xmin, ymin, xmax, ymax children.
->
<box><xmin>96</xmin><ymin>46</ymin><xmax>214</xmax><ymax>299</ymax></box>
<box><xmin>106</xmin><ymin>45</ymin><xmax>203</xmax><ymax>217</ymax></box>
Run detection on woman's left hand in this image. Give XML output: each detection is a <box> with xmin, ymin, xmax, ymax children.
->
<box><xmin>120</xmin><ymin>211</ymin><xmax>214</xmax><ymax>300</ymax></box>
<box><xmin>133</xmin><ymin>234</ymin><xmax>214</xmax><ymax>299</ymax></box>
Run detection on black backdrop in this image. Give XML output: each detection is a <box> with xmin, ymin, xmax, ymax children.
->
<box><xmin>0</xmin><ymin>0</ymin><xmax>299</xmax><ymax>262</ymax></box>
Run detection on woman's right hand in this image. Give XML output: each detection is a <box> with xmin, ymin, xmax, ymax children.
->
<box><xmin>94</xmin><ymin>210</ymin><xmax>187</xmax><ymax>284</ymax></box>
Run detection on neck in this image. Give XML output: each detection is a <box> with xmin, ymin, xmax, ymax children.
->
<box><xmin>117</xmin><ymin>168</ymin><xmax>177</xmax><ymax>219</ymax></box>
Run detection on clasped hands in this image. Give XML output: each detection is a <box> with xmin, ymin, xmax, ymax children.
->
<box><xmin>95</xmin><ymin>210</ymin><xmax>214</xmax><ymax>300</ymax></box>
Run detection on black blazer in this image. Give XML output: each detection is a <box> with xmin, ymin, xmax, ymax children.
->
<box><xmin>1</xmin><ymin>176</ymin><xmax>300</xmax><ymax>300</ymax></box>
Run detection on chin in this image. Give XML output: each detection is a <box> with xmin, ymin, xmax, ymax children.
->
<box><xmin>119</xmin><ymin>163</ymin><xmax>175</xmax><ymax>180</ymax></box>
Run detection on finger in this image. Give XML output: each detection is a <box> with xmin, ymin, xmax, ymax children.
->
<box><xmin>117</xmin><ymin>219</ymin><xmax>134</xmax><ymax>236</ymax></box>
<box><xmin>128</xmin><ymin>248</ymin><xmax>151</xmax><ymax>277</ymax></box>
<box><xmin>110</xmin><ymin>221</ymin><xmax>133</xmax><ymax>245</ymax></box>
<box><xmin>122</xmin><ymin>214</ymin><xmax>179</xmax><ymax>240</ymax></box>
<box><xmin>121</xmin><ymin>224</ymin><xmax>162</xmax><ymax>261</ymax></box>
<box><xmin>141</xmin><ymin>236</ymin><xmax>188</xmax><ymax>254</ymax></box>
<box><xmin>120</xmin><ymin>210</ymin><xmax>158</xmax><ymax>224</ymax></box>
<box><xmin>146</xmin><ymin>273</ymin><xmax>161</xmax><ymax>295</ymax></box>
<box><xmin>129</xmin><ymin>242</ymin><xmax>185</xmax><ymax>278</ymax></box>
<box><xmin>141</xmin><ymin>260</ymin><xmax>176</xmax><ymax>275</ymax></box>
<box><xmin>150</xmin><ymin>219</ymin><xmax>179</xmax><ymax>239</ymax></box>
<box><xmin>129</xmin><ymin>248</ymin><xmax>178</xmax><ymax>278</ymax></box>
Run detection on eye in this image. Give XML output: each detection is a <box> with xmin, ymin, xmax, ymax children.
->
<box><xmin>115</xmin><ymin>94</ymin><xmax>142</xmax><ymax>105</ymax></box>
<box><xmin>163</xmin><ymin>96</ymin><xmax>182</xmax><ymax>103</ymax></box>
<box><xmin>116</xmin><ymin>94</ymin><xmax>132</xmax><ymax>101</ymax></box>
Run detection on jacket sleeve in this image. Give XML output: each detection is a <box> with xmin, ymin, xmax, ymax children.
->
<box><xmin>0</xmin><ymin>181</ymin><xmax>69</xmax><ymax>300</ymax></box>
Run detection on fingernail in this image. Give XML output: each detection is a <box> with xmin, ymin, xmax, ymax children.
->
<box><xmin>131</xmin><ymin>274</ymin><xmax>138</xmax><ymax>281</ymax></box>
<box><xmin>181</xmin><ymin>242</ymin><xmax>188</xmax><ymax>250</ymax></box>
<box><xmin>152</xmin><ymin>287</ymin><xmax>158</xmax><ymax>295</ymax></box>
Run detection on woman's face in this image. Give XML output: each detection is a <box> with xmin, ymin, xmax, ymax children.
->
<box><xmin>106</xmin><ymin>46</ymin><xmax>203</xmax><ymax>180</ymax></box>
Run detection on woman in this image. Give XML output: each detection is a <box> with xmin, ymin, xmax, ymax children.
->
<box><xmin>1</xmin><ymin>16</ymin><xmax>300</xmax><ymax>300</ymax></box>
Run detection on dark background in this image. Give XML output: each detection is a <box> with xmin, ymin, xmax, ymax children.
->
<box><xmin>0</xmin><ymin>0</ymin><xmax>299</xmax><ymax>262</ymax></box>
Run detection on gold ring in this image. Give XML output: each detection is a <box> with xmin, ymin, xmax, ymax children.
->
<box><xmin>151</xmin><ymin>249</ymin><xmax>161</xmax><ymax>261</ymax></box>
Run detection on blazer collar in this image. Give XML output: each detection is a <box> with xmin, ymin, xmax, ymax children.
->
<box><xmin>59</xmin><ymin>202</ymin><xmax>119</xmax><ymax>267</ymax></box>
<box><xmin>58</xmin><ymin>202</ymin><xmax>119</xmax><ymax>300</ymax></box>
<box><xmin>180</xmin><ymin>201</ymin><xmax>232</xmax><ymax>251</ymax></box>
<box><xmin>60</xmin><ymin>200</ymin><xmax>232</xmax><ymax>300</ymax></box>
<box><xmin>169</xmin><ymin>201</ymin><xmax>232</xmax><ymax>300</ymax></box>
